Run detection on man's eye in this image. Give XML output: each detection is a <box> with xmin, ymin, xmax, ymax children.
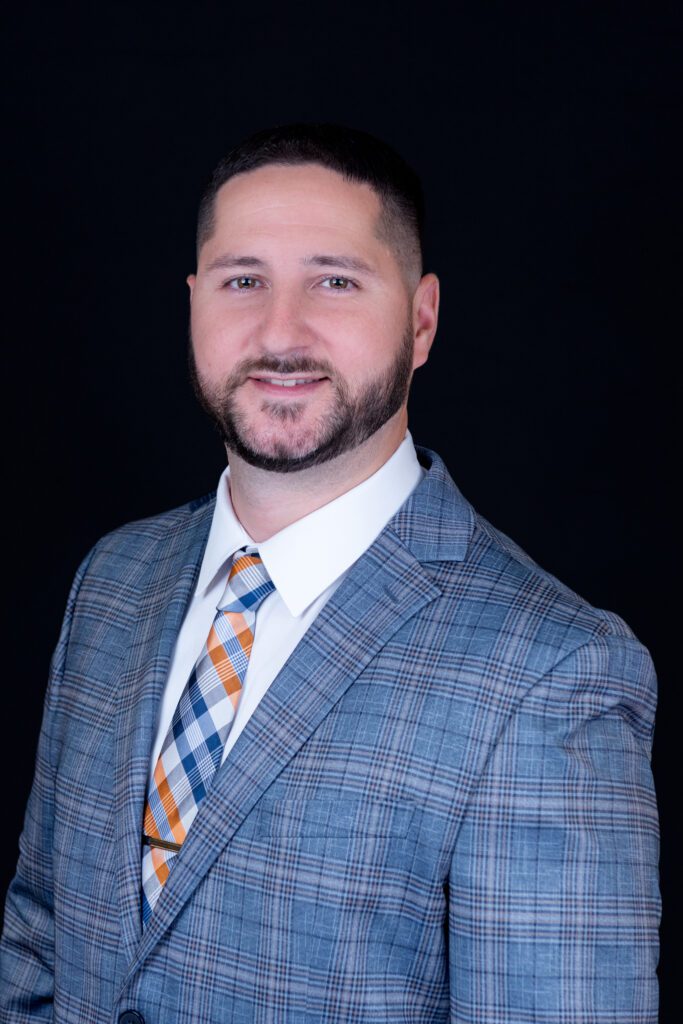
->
<box><xmin>226</xmin><ymin>276</ymin><xmax>259</xmax><ymax>290</ymax></box>
<box><xmin>322</xmin><ymin>276</ymin><xmax>354</xmax><ymax>290</ymax></box>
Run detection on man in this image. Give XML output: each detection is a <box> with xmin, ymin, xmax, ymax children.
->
<box><xmin>1</xmin><ymin>123</ymin><xmax>659</xmax><ymax>1022</ymax></box>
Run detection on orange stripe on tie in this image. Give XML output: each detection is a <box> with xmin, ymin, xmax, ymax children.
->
<box><xmin>154</xmin><ymin>760</ymin><xmax>186</xmax><ymax>845</ymax></box>
<box><xmin>151</xmin><ymin>847</ymin><xmax>170</xmax><ymax>887</ymax></box>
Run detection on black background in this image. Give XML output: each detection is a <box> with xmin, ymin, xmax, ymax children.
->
<box><xmin>3</xmin><ymin>2</ymin><xmax>680</xmax><ymax>1018</ymax></box>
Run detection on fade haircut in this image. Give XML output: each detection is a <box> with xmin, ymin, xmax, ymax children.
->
<box><xmin>196</xmin><ymin>122</ymin><xmax>426</xmax><ymax>291</ymax></box>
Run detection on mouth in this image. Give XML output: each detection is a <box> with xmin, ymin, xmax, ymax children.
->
<box><xmin>248</xmin><ymin>375</ymin><xmax>329</xmax><ymax>393</ymax></box>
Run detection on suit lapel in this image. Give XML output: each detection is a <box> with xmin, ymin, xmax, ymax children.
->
<box><xmin>113</xmin><ymin>499</ymin><xmax>214</xmax><ymax>963</ymax></box>
<box><xmin>122</xmin><ymin>524</ymin><xmax>443</xmax><ymax>982</ymax></box>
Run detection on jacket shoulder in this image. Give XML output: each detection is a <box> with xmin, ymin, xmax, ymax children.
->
<box><xmin>405</xmin><ymin>446</ymin><xmax>644</xmax><ymax>657</ymax></box>
<box><xmin>474</xmin><ymin>510</ymin><xmax>635</xmax><ymax>638</ymax></box>
<box><xmin>422</xmin><ymin>508</ymin><xmax>657</xmax><ymax>739</ymax></box>
<box><xmin>78</xmin><ymin>489</ymin><xmax>217</xmax><ymax>584</ymax></box>
<box><xmin>97</xmin><ymin>488</ymin><xmax>217</xmax><ymax>542</ymax></box>
<box><xmin>426</xmin><ymin>502</ymin><xmax>650</xmax><ymax>684</ymax></box>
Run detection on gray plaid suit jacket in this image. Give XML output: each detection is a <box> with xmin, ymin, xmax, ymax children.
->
<box><xmin>1</xmin><ymin>447</ymin><xmax>659</xmax><ymax>1023</ymax></box>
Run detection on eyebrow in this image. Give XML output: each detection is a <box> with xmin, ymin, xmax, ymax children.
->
<box><xmin>203</xmin><ymin>253</ymin><xmax>377</xmax><ymax>275</ymax></box>
<box><xmin>303</xmin><ymin>254</ymin><xmax>376</xmax><ymax>274</ymax></box>
<box><xmin>204</xmin><ymin>254</ymin><xmax>266</xmax><ymax>272</ymax></box>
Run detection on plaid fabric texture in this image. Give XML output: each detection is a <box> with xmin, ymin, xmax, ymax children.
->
<box><xmin>141</xmin><ymin>551</ymin><xmax>273</xmax><ymax>924</ymax></box>
<box><xmin>0</xmin><ymin>448</ymin><xmax>660</xmax><ymax>1022</ymax></box>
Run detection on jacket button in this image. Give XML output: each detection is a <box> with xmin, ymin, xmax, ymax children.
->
<box><xmin>119</xmin><ymin>1013</ymin><xmax>145</xmax><ymax>1024</ymax></box>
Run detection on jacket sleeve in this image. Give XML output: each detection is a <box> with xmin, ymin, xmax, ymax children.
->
<box><xmin>448</xmin><ymin>634</ymin><xmax>660</xmax><ymax>1023</ymax></box>
<box><xmin>0</xmin><ymin>546</ymin><xmax>97</xmax><ymax>1020</ymax></box>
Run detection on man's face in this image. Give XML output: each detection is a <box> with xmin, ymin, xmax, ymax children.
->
<box><xmin>187</xmin><ymin>162</ymin><xmax>435</xmax><ymax>472</ymax></box>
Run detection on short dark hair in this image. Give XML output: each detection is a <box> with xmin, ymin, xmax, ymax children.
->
<box><xmin>196</xmin><ymin>122</ymin><xmax>426</xmax><ymax>289</ymax></box>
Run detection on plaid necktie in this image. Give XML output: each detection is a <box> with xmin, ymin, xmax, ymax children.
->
<box><xmin>141</xmin><ymin>549</ymin><xmax>274</xmax><ymax>924</ymax></box>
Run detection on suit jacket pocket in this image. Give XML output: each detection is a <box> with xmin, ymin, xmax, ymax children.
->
<box><xmin>253</xmin><ymin>796</ymin><xmax>414</xmax><ymax>840</ymax></box>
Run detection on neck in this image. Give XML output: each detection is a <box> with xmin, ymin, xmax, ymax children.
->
<box><xmin>227</xmin><ymin>412</ymin><xmax>408</xmax><ymax>542</ymax></box>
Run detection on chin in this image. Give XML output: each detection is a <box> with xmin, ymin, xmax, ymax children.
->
<box><xmin>250</xmin><ymin>434</ymin><xmax>325</xmax><ymax>462</ymax></box>
<box><xmin>241</xmin><ymin>408</ymin><xmax>327</xmax><ymax>450</ymax></box>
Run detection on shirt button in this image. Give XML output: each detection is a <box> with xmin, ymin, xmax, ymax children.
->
<box><xmin>119</xmin><ymin>1012</ymin><xmax>145</xmax><ymax>1024</ymax></box>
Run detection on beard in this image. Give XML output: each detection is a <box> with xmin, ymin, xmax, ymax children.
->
<box><xmin>187</xmin><ymin>322</ymin><xmax>415</xmax><ymax>473</ymax></box>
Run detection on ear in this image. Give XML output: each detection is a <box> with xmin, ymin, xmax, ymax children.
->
<box><xmin>186</xmin><ymin>273</ymin><xmax>196</xmax><ymax>300</ymax></box>
<box><xmin>411</xmin><ymin>273</ymin><xmax>439</xmax><ymax>370</ymax></box>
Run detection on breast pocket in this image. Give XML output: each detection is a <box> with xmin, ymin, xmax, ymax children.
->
<box><xmin>253</xmin><ymin>796</ymin><xmax>414</xmax><ymax>840</ymax></box>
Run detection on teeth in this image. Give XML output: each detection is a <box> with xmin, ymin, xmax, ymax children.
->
<box><xmin>262</xmin><ymin>378</ymin><xmax>312</xmax><ymax>387</ymax></box>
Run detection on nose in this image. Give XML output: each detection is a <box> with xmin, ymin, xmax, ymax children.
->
<box><xmin>254</xmin><ymin>284</ymin><xmax>314</xmax><ymax>357</ymax></box>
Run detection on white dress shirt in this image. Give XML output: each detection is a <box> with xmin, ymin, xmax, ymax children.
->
<box><xmin>146</xmin><ymin>432</ymin><xmax>424</xmax><ymax>786</ymax></box>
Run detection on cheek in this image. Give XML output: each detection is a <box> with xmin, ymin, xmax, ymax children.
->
<box><xmin>190</xmin><ymin>302</ymin><xmax>245</xmax><ymax>367</ymax></box>
<box><xmin>341</xmin><ymin>319</ymin><xmax>406</xmax><ymax>372</ymax></box>
<box><xmin>323</xmin><ymin>301</ymin><xmax>402</xmax><ymax>344</ymax></box>
<box><xmin>189</xmin><ymin>300</ymin><xmax>213</xmax><ymax>347</ymax></box>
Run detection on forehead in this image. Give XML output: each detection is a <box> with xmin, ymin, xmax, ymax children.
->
<box><xmin>207</xmin><ymin>163</ymin><xmax>383</xmax><ymax>250</ymax></box>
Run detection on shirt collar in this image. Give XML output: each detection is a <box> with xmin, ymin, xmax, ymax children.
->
<box><xmin>196</xmin><ymin>431</ymin><xmax>424</xmax><ymax>617</ymax></box>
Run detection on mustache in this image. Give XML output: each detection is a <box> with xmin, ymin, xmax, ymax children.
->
<box><xmin>228</xmin><ymin>355</ymin><xmax>336</xmax><ymax>385</ymax></box>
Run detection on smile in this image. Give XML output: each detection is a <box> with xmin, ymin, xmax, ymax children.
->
<box><xmin>249</xmin><ymin>376</ymin><xmax>328</xmax><ymax>392</ymax></box>
<box><xmin>258</xmin><ymin>378</ymin><xmax>317</xmax><ymax>387</ymax></box>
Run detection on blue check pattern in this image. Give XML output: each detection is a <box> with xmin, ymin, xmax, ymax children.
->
<box><xmin>0</xmin><ymin>448</ymin><xmax>660</xmax><ymax>1022</ymax></box>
